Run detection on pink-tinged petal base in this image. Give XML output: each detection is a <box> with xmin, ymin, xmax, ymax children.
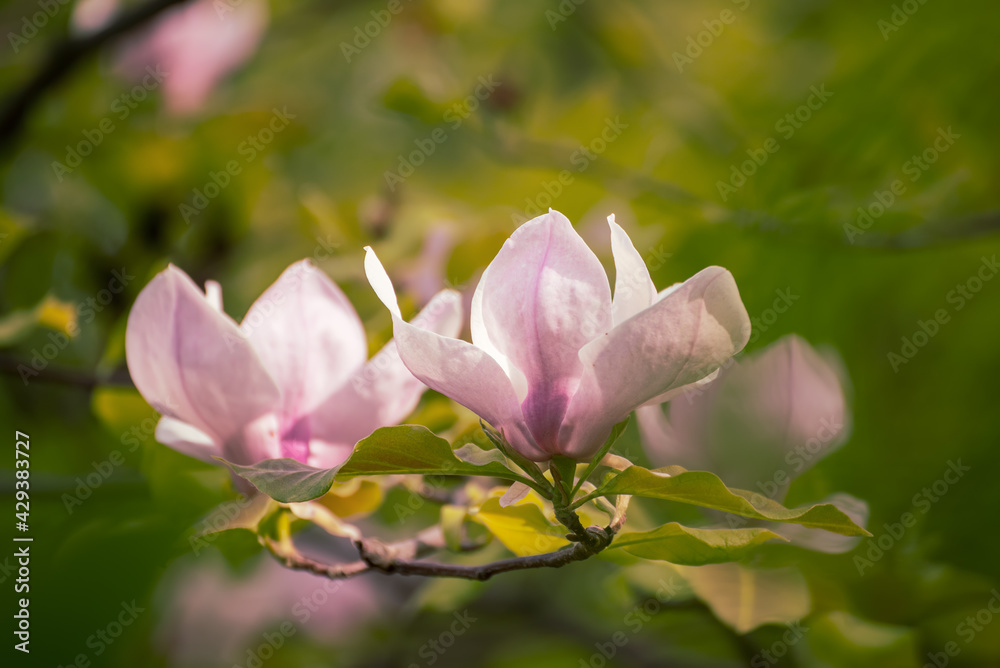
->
<box><xmin>470</xmin><ymin>211</ymin><xmax>612</xmax><ymax>454</ymax></box>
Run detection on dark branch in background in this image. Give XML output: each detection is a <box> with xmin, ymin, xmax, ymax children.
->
<box><xmin>0</xmin><ymin>355</ymin><xmax>133</xmax><ymax>389</ymax></box>
<box><xmin>0</xmin><ymin>0</ymin><xmax>190</xmax><ymax>152</ymax></box>
<box><xmin>857</xmin><ymin>209</ymin><xmax>1000</xmax><ymax>249</ymax></box>
<box><xmin>473</xmin><ymin>117</ymin><xmax>1000</xmax><ymax>249</ymax></box>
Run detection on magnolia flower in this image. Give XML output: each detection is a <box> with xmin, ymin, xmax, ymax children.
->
<box><xmin>400</xmin><ymin>226</ymin><xmax>456</xmax><ymax>305</ymax></box>
<box><xmin>156</xmin><ymin>551</ymin><xmax>379</xmax><ymax>667</ymax></box>
<box><xmin>637</xmin><ymin>335</ymin><xmax>868</xmax><ymax>552</ymax></box>
<box><xmin>365</xmin><ymin>210</ymin><xmax>751</xmax><ymax>462</ymax></box>
<box><xmin>125</xmin><ymin>260</ymin><xmax>461</xmax><ymax>468</ymax></box>
<box><xmin>73</xmin><ymin>0</ymin><xmax>269</xmax><ymax>115</ymax></box>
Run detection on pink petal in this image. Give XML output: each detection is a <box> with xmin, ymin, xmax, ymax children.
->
<box><xmin>641</xmin><ymin>335</ymin><xmax>849</xmax><ymax>499</ymax></box>
<box><xmin>738</xmin><ymin>335</ymin><xmax>849</xmax><ymax>481</ymax></box>
<box><xmin>695</xmin><ymin>335</ymin><xmax>848</xmax><ymax>495</ymax></box>
<box><xmin>561</xmin><ymin>266</ymin><xmax>751</xmax><ymax>458</ymax></box>
<box><xmin>608</xmin><ymin>214</ymin><xmax>656</xmax><ymax>325</ymax></box>
<box><xmin>243</xmin><ymin>260</ymin><xmax>368</xmax><ymax>422</ymax></box>
<box><xmin>116</xmin><ymin>0</ymin><xmax>269</xmax><ymax>115</ymax></box>
<box><xmin>306</xmin><ymin>288</ymin><xmax>463</xmax><ymax>467</ymax></box>
<box><xmin>125</xmin><ymin>265</ymin><xmax>280</xmax><ymax>446</ymax></box>
<box><xmin>366</xmin><ymin>248</ymin><xmax>546</xmax><ymax>460</ymax></box>
<box><xmin>227</xmin><ymin>413</ymin><xmax>282</xmax><ymax>465</ymax></box>
<box><xmin>470</xmin><ymin>210</ymin><xmax>612</xmax><ymax>453</ymax></box>
<box><xmin>639</xmin><ymin>368</ymin><xmax>723</xmax><ymax>408</ymax></box>
<box><xmin>634</xmin><ymin>404</ymin><xmax>709</xmax><ymax>472</ymax></box>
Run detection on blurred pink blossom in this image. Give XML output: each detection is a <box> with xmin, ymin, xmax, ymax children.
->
<box><xmin>365</xmin><ymin>210</ymin><xmax>751</xmax><ymax>462</ymax></box>
<box><xmin>125</xmin><ymin>260</ymin><xmax>461</xmax><ymax>468</ymax></box>
<box><xmin>156</xmin><ymin>552</ymin><xmax>379</xmax><ymax>667</ymax></box>
<box><xmin>638</xmin><ymin>334</ymin><xmax>868</xmax><ymax>552</ymax></box>
<box><xmin>74</xmin><ymin>0</ymin><xmax>269</xmax><ymax>114</ymax></box>
<box><xmin>400</xmin><ymin>226</ymin><xmax>457</xmax><ymax>305</ymax></box>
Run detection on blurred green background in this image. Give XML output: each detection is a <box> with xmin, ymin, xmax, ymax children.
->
<box><xmin>1</xmin><ymin>0</ymin><xmax>999</xmax><ymax>666</ymax></box>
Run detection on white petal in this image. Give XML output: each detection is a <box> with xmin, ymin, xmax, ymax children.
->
<box><xmin>365</xmin><ymin>248</ymin><xmax>545</xmax><ymax>460</ymax></box>
<box><xmin>155</xmin><ymin>416</ymin><xmax>219</xmax><ymax>462</ymax></box>
<box><xmin>307</xmin><ymin>289</ymin><xmax>463</xmax><ymax>453</ymax></box>
<box><xmin>608</xmin><ymin>214</ymin><xmax>656</xmax><ymax>325</ymax></box>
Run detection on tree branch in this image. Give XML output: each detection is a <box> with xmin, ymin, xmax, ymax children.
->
<box><xmin>267</xmin><ymin>510</ymin><xmax>625</xmax><ymax>582</ymax></box>
<box><xmin>0</xmin><ymin>0</ymin><xmax>190</xmax><ymax>152</ymax></box>
<box><xmin>358</xmin><ymin>540</ymin><xmax>599</xmax><ymax>581</ymax></box>
<box><xmin>0</xmin><ymin>356</ymin><xmax>134</xmax><ymax>389</ymax></box>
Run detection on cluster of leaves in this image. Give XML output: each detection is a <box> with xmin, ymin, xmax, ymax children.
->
<box><xmin>209</xmin><ymin>421</ymin><xmax>868</xmax><ymax>579</ymax></box>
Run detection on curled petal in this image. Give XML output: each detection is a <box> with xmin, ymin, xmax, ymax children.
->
<box><xmin>365</xmin><ymin>248</ymin><xmax>545</xmax><ymax>460</ymax></box>
<box><xmin>608</xmin><ymin>214</ymin><xmax>656</xmax><ymax>325</ymax></box>
<box><xmin>307</xmin><ymin>288</ymin><xmax>464</xmax><ymax>464</ymax></box>
<box><xmin>562</xmin><ymin>266</ymin><xmax>751</xmax><ymax>458</ymax></box>
<box><xmin>225</xmin><ymin>413</ymin><xmax>282</xmax><ymax>466</ymax></box>
<box><xmin>154</xmin><ymin>416</ymin><xmax>218</xmax><ymax>463</ymax></box>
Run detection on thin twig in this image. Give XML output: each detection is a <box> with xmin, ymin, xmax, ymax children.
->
<box><xmin>267</xmin><ymin>509</ymin><xmax>622</xmax><ymax>582</ymax></box>
<box><xmin>0</xmin><ymin>356</ymin><xmax>134</xmax><ymax>389</ymax></box>
<box><xmin>0</xmin><ymin>0</ymin><xmax>190</xmax><ymax>152</ymax></box>
<box><xmin>359</xmin><ymin>541</ymin><xmax>598</xmax><ymax>581</ymax></box>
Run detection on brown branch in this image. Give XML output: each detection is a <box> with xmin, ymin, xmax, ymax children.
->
<box><xmin>0</xmin><ymin>356</ymin><xmax>133</xmax><ymax>389</ymax></box>
<box><xmin>267</xmin><ymin>507</ymin><xmax>625</xmax><ymax>582</ymax></box>
<box><xmin>0</xmin><ymin>0</ymin><xmax>191</xmax><ymax>152</ymax></box>
<box><xmin>358</xmin><ymin>540</ymin><xmax>599</xmax><ymax>581</ymax></box>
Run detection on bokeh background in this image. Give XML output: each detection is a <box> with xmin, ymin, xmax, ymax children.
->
<box><xmin>2</xmin><ymin>0</ymin><xmax>999</xmax><ymax>666</ymax></box>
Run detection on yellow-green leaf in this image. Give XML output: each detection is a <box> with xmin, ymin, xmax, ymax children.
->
<box><xmin>611</xmin><ymin>523</ymin><xmax>786</xmax><ymax>565</ymax></box>
<box><xmin>471</xmin><ymin>496</ymin><xmax>569</xmax><ymax>557</ymax></box>
<box><xmin>598</xmin><ymin>466</ymin><xmax>871</xmax><ymax>537</ymax></box>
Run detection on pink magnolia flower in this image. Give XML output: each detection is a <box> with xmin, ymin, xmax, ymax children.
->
<box><xmin>125</xmin><ymin>260</ymin><xmax>461</xmax><ymax>468</ymax></box>
<box><xmin>637</xmin><ymin>334</ymin><xmax>868</xmax><ymax>552</ymax></box>
<box><xmin>156</xmin><ymin>551</ymin><xmax>380</xmax><ymax>667</ymax></box>
<box><xmin>74</xmin><ymin>0</ymin><xmax>269</xmax><ymax>115</ymax></box>
<box><xmin>365</xmin><ymin>210</ymin><xmax>751</xmax><ymax>462</ymax></box>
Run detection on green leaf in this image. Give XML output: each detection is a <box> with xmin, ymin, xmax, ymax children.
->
<box><xmin>597</xmin><ymin>466</ymin><xmax>871</xmax><ymax>537</ymax></box>
<box><xmin>440</xmin><ymin>504</ymin><xmax>467</xmax><ymax>552</ymax></box>
<box><xmin>801</xmin><ymin>611</ymin><xmax>920</xmax><ymax>667</ymax></box>
<box><xmin>611</xmin><ymin>523</ymin><xmax>786</xmax><ymax>566</ymax></box>
<box><xmin>220</xmin><ymin>425</ymin><xmax>532</xmax><ymax>504</ymax></box>
<box><xmin>453</xmin><ymin>443</ymin><xmax>510</xmax><ymax>468</ymax></box>
<box><xmin>194</xmin><ymin>493</ymin><xmax>277</xmax><ymax>538</ymax></box>
<box><xmin>218</xmin><ymin>458</ymin><xmax>339</xmax><ymax>504</ymax></box>
<box><xmin>471</xmin><ymin>495</ymin><xmax>569</xmax><ymax>557</ymax></box>
<box><xmin>337</xmin><ymin>425</ymin><xmax>524</xmax><ymax>481</ymax></box>
<box><xmin>682</xmin><ymin>563</ymin><xmax>811</xmax><ymax>634</ymax></box>
<box><xmin>571</xmin><ymin>417</ymin><xmax>630</xmax><ymax>496</ymax></box>
<box><xmin>550</xmin><ymin>455</ymin><xmax>577</xmax><ymax>495</ymax></box>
